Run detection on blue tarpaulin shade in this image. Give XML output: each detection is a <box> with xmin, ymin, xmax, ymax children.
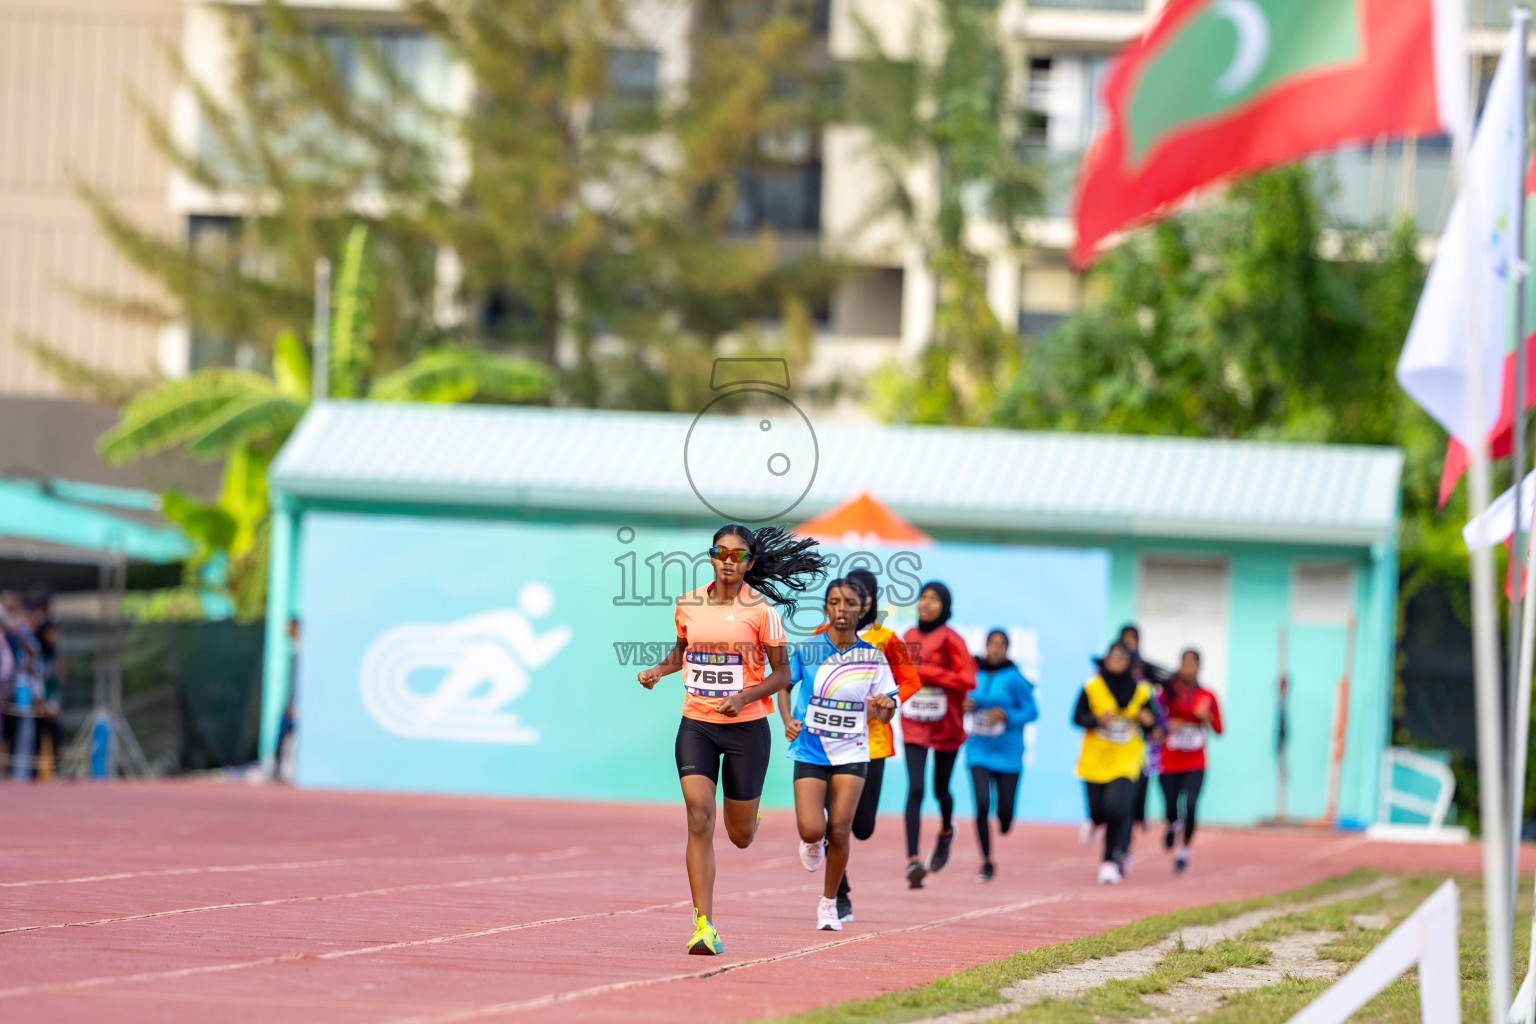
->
<box><xmin>0</xmin><ymin>476</ymin><xmax>191</xmax><ymax>567</ymax></box>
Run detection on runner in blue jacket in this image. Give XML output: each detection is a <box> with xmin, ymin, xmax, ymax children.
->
<box><xmin>964</xmin><ymin>630</ymin><xmax>1039</xmax><ymax>881</ymax></box>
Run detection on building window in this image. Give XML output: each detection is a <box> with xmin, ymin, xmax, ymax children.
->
<box><xmin>1135</xmin><ymin>556</ymin><xmax>1232</xmax><ymax>699</ymax></box>
<box><xmin>592</xmin><ymin>49</ymin><xmax>660</xmax><ymax>130</ymax></box>
<box><xmin>186</xmin><ymin>216</ymin><xmax>257</xmax><ymax>371</ymax></box>
<box><xmin>1292</xmin><ymin>562</ymin><xmax>1355</xmax><ymax>627</ymax></box>
<box><xmin>203</xmin><ymin>23</ymin><xmax>449</xmax><ymax>182</ymax></box>
<box><xmin>730</xmin><ymin>126</ymin><xmax>823</xmax><ymax>233</ymax></box>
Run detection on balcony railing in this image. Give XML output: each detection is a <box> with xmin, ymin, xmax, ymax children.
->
<box><xmin>1470</xmin><ymin>0</ymin><xmax>1520</xmax><ymax>28</ymax></box>
<box><xmin>1028</xmin><ymin>135</ymin><xmax>1455</xmax><ymax>238</ymax></box>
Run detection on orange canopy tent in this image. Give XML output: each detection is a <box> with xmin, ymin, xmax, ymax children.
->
<box><xmin>795</xmin><ymin>492</ymin><xmax>933</xmax><ymax>547</ymax></box>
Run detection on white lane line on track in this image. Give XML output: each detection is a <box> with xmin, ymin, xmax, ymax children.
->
<box><xmin>0</xmin><ymin>868</ymin><xmax>674</xmax><ymax>937</ymax></box>
<box><xmin>0</xmin><ymin>880</ymin><xmax>822</xmax><ymax>1000</ymax></box>
<box><xmin>387</xmin><ymin>895</ymin><xmax>1073</xmax><ymax>1024</ymax></box>
<box><xmin>0</xmin><ymin>844</ymin><xmax>611</xmax><ymax>889</ymax></box>
<box><xmin>0</xmin><ymin>857</ymin><xmax>800</xmax><ymax>938</ymax></box>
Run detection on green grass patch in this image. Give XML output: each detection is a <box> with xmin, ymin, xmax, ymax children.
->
<box><xmin>992</xmin><ymin>939</ymin><xmax>1271</xmax><ymax>1024</ymax></box>
<box><xmin>1195</xmin><ymin>875</ymin><xmax>1533</xmax><ymax>1024</ymax></box>
<box><xmin>760</xmin><ymin>869</ymin><xmax>1379</xmax><ymax>1024</ymax></box>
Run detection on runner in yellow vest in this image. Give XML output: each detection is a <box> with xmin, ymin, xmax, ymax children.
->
<box><xmin>1072</xmin><ymin>642</ymin><xmax>1160</xmax><ymax>884</ymax></box>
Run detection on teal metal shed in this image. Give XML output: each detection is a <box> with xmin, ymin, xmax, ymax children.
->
<box><xmin>266</xmin><ymin>402</ymin><xmax>1402</xmax><ymax>826</ymax></box>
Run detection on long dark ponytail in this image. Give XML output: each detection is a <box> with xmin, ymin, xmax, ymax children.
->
<box><xmin>713</xmin><ymin>523</ymin><xmax>830</xmax><ymax>610</ymax></box>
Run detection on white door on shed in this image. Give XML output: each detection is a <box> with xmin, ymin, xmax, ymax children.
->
<box><xmin>1134</xmin><ymin>557</ymin><xmax>1232</xmax><ymax>700</ymax></box>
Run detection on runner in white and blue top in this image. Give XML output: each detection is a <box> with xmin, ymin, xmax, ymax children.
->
<box><xmin>787</xmin><ymin>635</ymin><xmax>899</xmax><ymax>767</ymax></box>
<box><xmin>780</xmin><ymin>578</ymin><xmax>899</xmax><ymax>932</ymax></box>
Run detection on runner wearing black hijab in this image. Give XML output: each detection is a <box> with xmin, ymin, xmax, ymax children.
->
<box><xmin>900</xmin><ymin>581</ymin><xmax>976</xmax><ymax>888</ymax></box>
<box><xmin>1073</xmin><ymin>641</ymin><xmax>1160</xmax><ymax>883</ymax></box>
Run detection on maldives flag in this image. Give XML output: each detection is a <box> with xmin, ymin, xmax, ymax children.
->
<box><xmin>1072</xmin><ymin>0</ymin><xmax>1466</xmax><ymax>267</ymax></box>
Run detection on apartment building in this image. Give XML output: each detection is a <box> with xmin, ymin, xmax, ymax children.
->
<box><xmin>0</xmin><ymin>0</ymin><xmax>1519</xmax><ymax>443</ymax></box>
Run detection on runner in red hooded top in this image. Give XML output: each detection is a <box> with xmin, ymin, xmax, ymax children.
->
<box><xmin>899</xmin><ymin>581</ymin><xmax>976</xmax><ymax>888</ymax></box>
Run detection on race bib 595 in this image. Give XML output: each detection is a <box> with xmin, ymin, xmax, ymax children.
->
<box><xmin>806</xmin><ymin>695</ymin><xmax>867</xmax><ymax>740</ymax></box>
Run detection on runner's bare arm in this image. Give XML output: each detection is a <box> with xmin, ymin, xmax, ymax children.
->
<box><xmin>868</xmin><ymin>693</ymin><xmax>897</xmax><ymax>724</ymax></box>
<box><xmin>637</xmin><ymin>638</ymin><xmax>687</xmax><ymax>689</ymax></box>
<box><xmin>779</xmin><ymin>681</ymin><xmax>802</xmax><ymax>740</ymax></box>
<box><xmin>713</xmin><ymin>643</ymin><xmax>790</xmax><ymax>717</ymax></box>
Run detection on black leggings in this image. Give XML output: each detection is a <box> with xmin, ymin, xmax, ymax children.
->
<box><xmin>904</xmin><ymin>742</ymin><xmax>958</xmax><ymax>858</ymax></box>
<box><xmin>833</xmin><ymin>757</ymin><xmax>886</xmax><ymax>900</ymax></box>
<box><xmin>1084</xmin><ymin>777</ymin><xmax>1135</xmax><ymax>865</ymax></box>
<box><xmin>1159</xmin><ymin>769</ymin><xmax>1206</xmax><ymax>845</ymax></box>
<box><xmin>970</xmin><ymin>766</ymin><xmax>1020</xmax><ymax>861</ymax></box>
<box><xmin>1132</xmin><ymin>771</ymin><xmax>1150</xmax><ymax>825</ymax></box>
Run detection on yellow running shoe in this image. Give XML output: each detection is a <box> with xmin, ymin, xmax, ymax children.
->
<box><xmin>687</xmin><ymin>909</ymin><xmax>723</xmax><ymax>955</ymax></box>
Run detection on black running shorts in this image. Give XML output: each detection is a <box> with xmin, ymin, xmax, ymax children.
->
<box><xmin>675</xmin><ymin>716</ymin><xmax>772</xmax><ymax>801</ymax></box>
<box><xmin>792</xmin><ymin>760</ymin><xmax>869</xmax><ymax>782</ymax></box>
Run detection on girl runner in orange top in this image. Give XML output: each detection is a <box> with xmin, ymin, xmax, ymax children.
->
<box><xmin>637</xmin><ymin>524</ymin><xmax>829</xmax><ymax>956</ymax></box>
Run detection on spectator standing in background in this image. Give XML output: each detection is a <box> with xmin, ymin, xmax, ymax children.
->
<box><xmin>28</xmin><ymin>593</ymin><xmax>63</xmax><ymax>778</ymax></box>
<box><xmin>964</xmin><ymin>630</ymin><xmax>1038</xmax><ymax>882</ymax></box>
<box><xmin>1</xmin><ymin>590</ymin><xmax>41</xmax><ymax>778</ymax></box>
<box><xmin>900</xmin><ymin>582</ymin><xmax>977</xmax><ymax>889</ymax></box>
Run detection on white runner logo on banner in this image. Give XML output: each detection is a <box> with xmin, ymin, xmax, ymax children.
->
<box><xmin>358</xmin><ymin>583</ymin><xmax>572</xmax><ymax>744</ymax></box>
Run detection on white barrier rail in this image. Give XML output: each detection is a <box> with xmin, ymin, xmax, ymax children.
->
<box><xmin>1286</xmin><ymin>880</ymin><xmax>1460</xmax><ymax>1024</ymax></box>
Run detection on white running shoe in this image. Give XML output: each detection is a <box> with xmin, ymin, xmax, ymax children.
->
<box><xmin>799</xmin><ymin>838</ymin><xmax>826</xmax><ymax>872</ymax></box>
<box><xmin>1097</xmin><ymin>861</ymin><xmax>1123</xmax><ymax>885</ymax></box>
<box><xmin>817</xmin><ymin>896</ymin><xmax>843</xmax><ymax>931</ymax></box>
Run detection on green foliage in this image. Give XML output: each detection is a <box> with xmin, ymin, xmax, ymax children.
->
<box><xmin>367</xmin><ymin>347</ymin><xmax>553</xmax><ymax>403</ymax></box>
<box><xmin>93</xmin><ymin>226</ymin><xmax>554</xmax><ymax>618</ymax></box>
<box><xmin>46</xmin><ymin>0</ymin><xmax>840</xmax><ymax>411</ymax></box>
<box><xmin>877</xmin><ymin>163</ymin><xmax>1467</xmax><ymax>612</ymax></box>
<box><xmin>845</xmin><ymin>0</ymin><xmax>1040</xmax><ymax>255</ymax></box>
<box><xmin>848</xmin><ymin>0</ymin><xmax>1041</xmax><ymax>425</ymax></box>
<box><xmin>329</xmin><ymin>223</ymin><xmax>376</xmax><ymax>398</ymax></box>
<box><xmin>13</xmin><ymin>333</ymin><xmax>157</xmax><ymax>406</ymax></box>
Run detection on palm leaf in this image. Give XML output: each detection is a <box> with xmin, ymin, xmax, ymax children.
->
<box><xmin>368</xmin><ymin>349</ymin><xmax>554</xmax><ymax>404</ymax></box>
<box><xmin>217</xmin><ymin>445</ymin><xmax>271</xmax><ymax>558</ymax></box>
<box><xmin>329</xmin><ymin>223</ymin><xmax>374</xmax><ymax>398</ymax></box>
<box><xmin>161</xmin><ymin>492</ymin><xmax>238</xmax><ymax>555</ymax></box>
<box><xmin>272</xmin><ymin>330</ymin><xmax>312</xmax><ymax>401</ymax></box>
<box><xmin>185</xmin><ymin>391</ymin><xmax>306</xmax><ymax>459</ymax></box>
<box><xmin>98</xmin><ymin>369</ymin><xmax>277</xmax><ymax>464</ymax></box>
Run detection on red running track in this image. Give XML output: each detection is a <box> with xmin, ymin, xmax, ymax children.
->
<box><xmin>0</xmin><ymin>781</ymin><xmax>1523</xmax><ymax>1023</ymax></box>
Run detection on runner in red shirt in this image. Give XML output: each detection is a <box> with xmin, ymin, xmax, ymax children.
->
<box><xmin>638</xmin><ymin>524</ymin><xmax>829</xmax><ymax>954</ymax></box>
<box><xmin>899</xmin><ymin>581</ymin><xmax>976</xmax><ymax>889</ymax></box>
<box><xmin>1158</xmin><ymin>649</ymin><xmax>1223</xmax><ymax>874</ymax></box>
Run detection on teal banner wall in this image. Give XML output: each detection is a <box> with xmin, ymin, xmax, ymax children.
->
<box><xmin>293</xmin><ymin>512</ymin><xmax>1110</xmax><ymax>822</ymax></box>
<box><xmin>1104</xmin><ymin>542</ymin><xmax>1386</xmax><ymax>827</ymax></box>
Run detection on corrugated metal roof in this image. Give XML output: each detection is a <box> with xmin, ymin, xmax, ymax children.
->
<box><xmin>270</xmin><ymin>401</ymin><xmax>1404</xmax><ymax>547</ymax></box>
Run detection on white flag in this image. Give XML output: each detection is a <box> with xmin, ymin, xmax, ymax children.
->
<box><xmin>1464</xmin><ymin>468</ymin><xmax>1536</xmax><ymax>550</ymax></box>
<box><xmin>1398</xmin><ymin>25</ymin><xmax>1524</xmax><ymax>445</ymax></box>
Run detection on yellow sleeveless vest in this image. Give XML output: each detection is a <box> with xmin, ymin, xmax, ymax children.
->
<box><xmin>1076</xmin><ymin>676</ymin><xmax>1152</xmax><ymax>783</ymax></box>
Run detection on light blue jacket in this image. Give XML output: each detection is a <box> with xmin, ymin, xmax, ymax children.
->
<box><xmin>964</xmin><ymin>659</ymin><xmax>1039</xmax><ymax>774</ymax></box>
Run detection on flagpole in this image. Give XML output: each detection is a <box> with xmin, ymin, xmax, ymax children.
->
<box><xmin>1515</xmin><ymin>516</ymin><xmax>1536</xmax><ymax>1021</ymax></box>
<box><xmin>1511</xmin><ymin>4</ymin><xmax>1532</xmax><ymax>940</ymax></box>
<box><xmin>1464</xmin><ymin>28</ymin><xmax>1515</xmax><ymax>1024</ymax></box>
